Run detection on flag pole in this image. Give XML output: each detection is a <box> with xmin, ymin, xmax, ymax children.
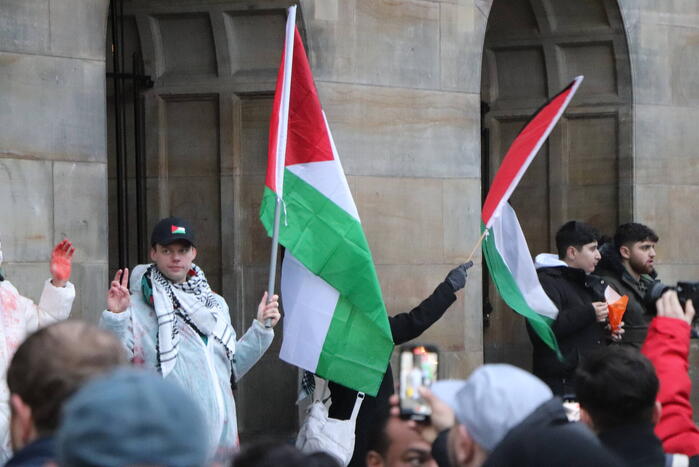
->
<box><xmin>465</xmin><ymin>229</ymin><xmax>488</xmax><ymax>263</ymax></box>
<box><xmin>265</xmin><ymin>196</ymin><xmax>282</xmax><ymax>328</ymax></box>
<box><xmin>264</xmin><ymin>5</ymin><xmax>296</xmax><ymax>327</ymax></box>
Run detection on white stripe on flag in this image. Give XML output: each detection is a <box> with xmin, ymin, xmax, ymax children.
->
<box><xmin>287</xmin><ymin>161</ymin><xmax>360</xmax><ymax>221</ymax></box>
<box><xmin>280</xmin><ymin>252</ymin><xmax>339</xmax><ymax>371</ymax></box>
<box><xmin>493</xmin><ymin>203</ymin><xmax>558</xmax><ymax>319</ymax></box>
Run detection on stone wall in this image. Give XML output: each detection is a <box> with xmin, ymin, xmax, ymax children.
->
<box><xmin>0</xmin><ymin>0</ymin><xmax>110</xmax><ymax>320</ymax></box>
<box><xmin>300</xmin><ymin>0</ymin><xmax>486</xmax><ymax>378</ymax></box>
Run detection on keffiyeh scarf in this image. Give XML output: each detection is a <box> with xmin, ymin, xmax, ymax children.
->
<box><xmin>145</xmin><ymin>264</ymin><xmax>236</xmax><ymax>377</ymax></box>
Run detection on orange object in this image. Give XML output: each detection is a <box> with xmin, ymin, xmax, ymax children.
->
<box><xmin>608</xmin><ymin>295</ymin><xmax>629</xmax><ymax>332</ymax></box>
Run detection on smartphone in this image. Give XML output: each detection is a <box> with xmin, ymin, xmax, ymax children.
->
<box><xmin>399</xmin><ymin>344</ymin><xmax>439</xmax><ymax>422</ymax></box>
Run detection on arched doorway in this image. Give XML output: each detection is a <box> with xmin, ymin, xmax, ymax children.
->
<box><xmin>481</xmin><ymin>0</ymin><xmax>633</xmax><ymax>368</ymax></box>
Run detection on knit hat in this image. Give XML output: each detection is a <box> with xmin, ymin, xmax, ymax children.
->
<box><xmin>56</xmin><ymin>368</ymin><xmax>209</xmax><ymax>467</ymax></box>
<box><xmin>431</xmin><ymin>364</ymin><xmax>552</xmax><ymax>452</ymax></box>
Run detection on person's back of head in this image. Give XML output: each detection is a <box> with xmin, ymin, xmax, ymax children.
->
<box><xmin>555</xmin><ymin>220</ymin><xmax>600</xmax><ymax>259</ymax></box>
<box><xmin>7</xmin><ymin>320</ymin><xmax>126</xmax><ymax>447</ymax></box>
<box><xmin>56</xmin><ymin>368</ymin><xmax>209</xmax><ymax>467</ymax></box>
<box><xmin>575</xmin><ymin>346</ymin><xmax>659</xmax><ymax>433</ymax></box>
<box><xmin>613</xmin><ymin>223</ymin><xmax>658</xmax><ymax>251</ymax></box>
<box><xmin>231</xmin><ymin>441</ymin><xmax>337</xmax><ymax>467</ymax></box>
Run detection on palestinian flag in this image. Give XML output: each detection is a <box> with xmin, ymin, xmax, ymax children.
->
<box><xmin>482</xmin><ymin>76</ymin><xmax>583</xmax><ymax>354</ymax></box>
<box><xmin>260</xmin><ymin>6</ymin><xmax>393</xmax><ymax>396</ymax></box>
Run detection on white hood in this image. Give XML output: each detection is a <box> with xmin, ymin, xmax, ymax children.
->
<box><xmin>534</xmin><ymin>253</ymin><xmax>567</xmax><ymax>269</ymax></box>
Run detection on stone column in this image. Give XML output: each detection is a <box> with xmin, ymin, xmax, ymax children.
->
<box><xmin>0</xmin><ymin>0</ymin><xmax>110</xmax><ymax>320</ymax></box>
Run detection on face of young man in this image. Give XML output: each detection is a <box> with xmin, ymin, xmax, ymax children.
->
<box><xmin>621</xmin><ymin>240</ymin><xmax>656</xmax><ymax>277</ymax></box>
<box><xmin>566</xmin><ymin>241</ymin><xmax>601</xmax><ymax>274</ymax></box>
<box><xmin>150</xmin><ymin>241</ymin><xmax>197</xmax><ymax>284</ymax></box>
<box><xmin>367</xmin><ymin>417</ymin><xmax>436</xmax><ymax>467</ymax></box>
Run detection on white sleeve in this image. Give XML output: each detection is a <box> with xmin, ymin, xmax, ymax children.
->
<box><xmin>24</xmin><ymin>279</ymin><xmax>75</xmax><ymax>332</ymax></box>
<box><xmin>232</xmin><ymin>319</ymin><xmax>274</xmax><ymax>381</ymax></box>
<box><xmin>99</xmin><ymin>308</ymin><xmax>135</xmax><ymax>361</ymax></box>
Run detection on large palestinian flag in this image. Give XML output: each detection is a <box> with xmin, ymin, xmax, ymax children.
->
<box><xmin>482</xmin><ymin>76</ymin><xmax>583</xmax><ymax>354</ymax></box>
<box><xmin>260</xmin><ymin>6</ymin><xmax>393</xmax><ymax>396</ymax></box>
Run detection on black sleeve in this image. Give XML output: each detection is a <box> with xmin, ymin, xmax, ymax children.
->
<box><xmin>538</xmin><ymin>273</ymin><xmax>596</xmax><ymax>340</ymax></box>
<box><xmin>389</xmin><ymin>281</ymin><xmax>457</xmax><ymax>345</ymax></box>
<box><xmin>431</xmin><ymin>429</ymin><xmax>452</xmax><ymax>467</ymax></box>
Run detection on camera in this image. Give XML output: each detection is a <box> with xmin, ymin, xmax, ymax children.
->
<box><xmin>644</xmin><ymin>281</ymin><xmax>699</xmax><ymax>314</ymax></box>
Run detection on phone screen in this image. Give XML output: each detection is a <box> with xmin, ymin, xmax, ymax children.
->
<box><xmin>399</xmin><ymin>345</ymin><xmax>439</xmax><ymax>420</ymax></box>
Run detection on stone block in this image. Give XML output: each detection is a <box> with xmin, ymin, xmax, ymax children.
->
<box><xmin>1</xmin><ymin>262</ymin><xmax>50</xmax><ymax>305</ymax></box>
<box><xmin>0</xmin><ymin>158</ymin><xmax>53</xmax><ymax>262</ymax></box>
<box><xmin>318</xmin><ymin>82</ymin><xmax>479</xmax><ymax>178</ymax></box>
<box><xmin>69</xmin><ymin>262</ymin><xmax>108</xmax><ymax>322</ymax></box>
<box><xmin>352</xmin><ymin>176</ymin><xmax>444</xmax><ymax>265</ymax></box>
<box><xmin>0</xmin><ymin>53</ymin><xmax>106</xmax><ymax>162</ymax></box>
<box><xmin>0</xmin><ymin>0</ymin><xmax>50</xmax><ymax>55</ymax></box>
<box><xmin>440</xmin><ymin>2</ymin><xmax>484</xmax><ymax>93</ymax></box>
<box><xmin>49</xmin><ymin>0</ymin><xmax>110</xmax><ymax>60</ymax></box>
<box><xmin>304</xmin><ymin>0</ymin><xmax>441</xmax><ymax>90</ymax></box>
<box><xmin>443</xmin><ymin>178</ymin><xmax>481</xmax><ymax>264</ymax></box>
<box><xmin>653</xmin><ymin>263</ymin><xmax>699</xmax><ymax>286</ymax></box>
<box><xmin>440</xmin><ymin>349</ymin><xmax>483</xmax><ymax>379</ymax></box>
<box><xmin>634</xmin><ymin>184</ymin><xmax>699</xmax><ymax>264</ymax></box>
<box><xmin>635</xmin><ymin>105</ymin><xmax>699</xmax><ymax>185</ymax></box>
<box><xmin>53</xmin><ymin>162</ymin><xmax>108</xmax><ymax>263</ymax></box>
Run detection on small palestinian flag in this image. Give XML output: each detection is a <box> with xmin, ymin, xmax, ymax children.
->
<box><xmin>171</xmin><ymin>225</ymin><xmax>186</xmax><ymax>235</ymax></box>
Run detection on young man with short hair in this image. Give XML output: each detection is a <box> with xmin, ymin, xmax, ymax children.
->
<box><xmin>596</xmin><ymin>222</ymin><xmax>660</xmax><ymax>347</ymax></box>
<box><xmin>365</xmin><ymin>407</ymin><xmax>437</xmax><ymax>467</ymax></box>
<box><xmin>5</xmin><ymin>321</ymin><xmax>125</xmax><ymax>466</ymax></box>
<box><xmin>576</xmin><ymin>345</ymin><xmax>667</xmax><ymax>466</ymax></box>
<box><xmin>529</xmin><ymin>220</ymin><xmax>611</xmax><ymax>396</ymax></box>
<box><xmin>100</xmin><ymin>217</ymin><xmax>280</xmax><ymax>462</ymax></box>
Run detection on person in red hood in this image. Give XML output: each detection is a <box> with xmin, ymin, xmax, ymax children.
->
<box><xmin>642</xmin><ymin>290</ymin><xmax>699</xmax><ymax>459</ymax></box>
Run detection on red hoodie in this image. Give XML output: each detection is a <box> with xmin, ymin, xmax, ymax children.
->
<box><xmin>641</xmin><ymin>316</ymin><xmax>699</xmax><ymax>456</ymax></box>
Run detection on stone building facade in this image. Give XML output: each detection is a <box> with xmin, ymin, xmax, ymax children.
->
<box><xmin>1</xmin><ymin>0</ymin><xmax>698</xmax><ymax>438</ymax></box>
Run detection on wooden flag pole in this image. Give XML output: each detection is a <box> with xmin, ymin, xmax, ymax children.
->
<box><xmin>466</xmin><ymin>229</ymin><xmax>488</xmax><ymax>263</ymax></box>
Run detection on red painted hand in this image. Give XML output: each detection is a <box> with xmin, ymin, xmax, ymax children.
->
<box><xmin>50</xmin><ymin>239</ymin><xmax>75</xmax><ymax>286</ymax></box>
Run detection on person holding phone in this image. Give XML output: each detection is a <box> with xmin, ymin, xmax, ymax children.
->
<box><xmin>328</xmin><ymin>261</ymin><xmax>474</xmax><ymax>467</ymax></box>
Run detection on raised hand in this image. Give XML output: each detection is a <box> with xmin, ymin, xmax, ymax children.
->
<box><xmin>107</xmin><ymin>268</ymin><xmax>131</xmax><ymax>314</ymax></box>
<box><xmin>257</xmin><ymin>291</ymin><xmax>281</xmax><ymax>328</ymax></box>
<box><xmin>50</xmin><ymin>239</ymin><xmax>75</xmax><ymax>287</ymax></box>
<box><xmin>656</xmin><ymin>290</ymin><xmax>695</xmax><ymax>325</ymax></box>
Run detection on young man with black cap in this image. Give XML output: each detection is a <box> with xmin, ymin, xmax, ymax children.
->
<box><xmin>100</xmin><ymin>217</ymin><xmax>280</xmax><ymax>463</ymax></box>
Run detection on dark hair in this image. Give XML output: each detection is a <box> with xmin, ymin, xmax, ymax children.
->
<box><xmin>614</xmin><ymin>223</ymin><xmax>659</xmax><ymax>250</ymax></box>
<box><xmin>231</xmin><ymin>441</ymin><xmax>309</xmax><ymax>467</ymax></box>
<box><xmin>366</xmin><ymin>407</ymin><xmax>391</xmax><ymax>458</ymax></box>
<box><xmin>575</xmin><ymin>346</ymin><xmax>658</xmax><ymax>432</ymax></box>
<box><xmin>555</xmin><ymin>221</ymin><xmax>600</xmax><ymax>259</ymax></box>
<box><xmin>7</xmin><ymin>321</ymin><xmax>126</xmax><ymax>434</ymax></box>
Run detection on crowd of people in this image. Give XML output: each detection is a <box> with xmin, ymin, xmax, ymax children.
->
<box><xmin>0</xmin><ymin>216</ymin><xmax>698</xmax><ymax>467</ymax></box>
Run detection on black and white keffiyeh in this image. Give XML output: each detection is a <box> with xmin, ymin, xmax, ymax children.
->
<box><xmin>147</xmin><ymin>263</ymin><xmax>236</xmax><ymax>376</ymax></box>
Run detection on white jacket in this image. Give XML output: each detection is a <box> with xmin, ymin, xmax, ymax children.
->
<box><xmin>100</xmin><ymin>264</ymin><xmax>274</xmax><ymax>461</ymax></box>
<box><xmin>0</xmin><ymin>278</ymin><xmax>75</xmax><ymax>462</ymax></box>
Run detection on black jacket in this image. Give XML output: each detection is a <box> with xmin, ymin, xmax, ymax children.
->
<box><xmin>528</xmin><ymin>263</ymin><xmax>607</xmax><ymax>391</ymax></box>
<box><xmin>595</xmin><ymin>243</ymin><xmax>659</xmax><ymax>347</ymax></box>
<box><xmin>328</xmin><ymin>280</ymin><xmax>457</xmax><ymax>467</ymax></box>
<box><xmin>5</xmin><ymin>437</ymin><xmax>54</xmax><ymax>467</ymax></box>
<box><xmin>484</xmin><ymin>398</ymin><xmax>622</xmax><ymax>467</ymax></box>
<box><xmin>598</xmin><ymin>422</ymin><xmax>665</xmax><ymax>466</ymax></box>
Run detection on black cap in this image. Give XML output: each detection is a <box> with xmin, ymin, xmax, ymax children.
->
<box><xmin>150</xmin><ymin>217</ymin><xmax>195</xmax><ymax>247</ymax></box>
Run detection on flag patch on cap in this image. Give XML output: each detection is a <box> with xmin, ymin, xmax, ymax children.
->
<box><xmin>171</xmin><ymin>225</ymin><xmax>186</xmax><ymax>234</ymax></box>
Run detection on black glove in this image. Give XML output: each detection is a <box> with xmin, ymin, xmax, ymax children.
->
<box><xmin>445</xmin><ymin>261</ymin><xmax>473</xmax><ymax>292</ymax></box>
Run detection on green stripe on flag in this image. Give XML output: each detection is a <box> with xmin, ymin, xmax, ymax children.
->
<box><xmin>482</xmin><ymin>225</ymin><xmax>562</xmax><ymax>358</ymax></box>
<box><xmin>261</xmin><ymin>170</ymin><xmax>394</xmax><ymax>395</ymax></box>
